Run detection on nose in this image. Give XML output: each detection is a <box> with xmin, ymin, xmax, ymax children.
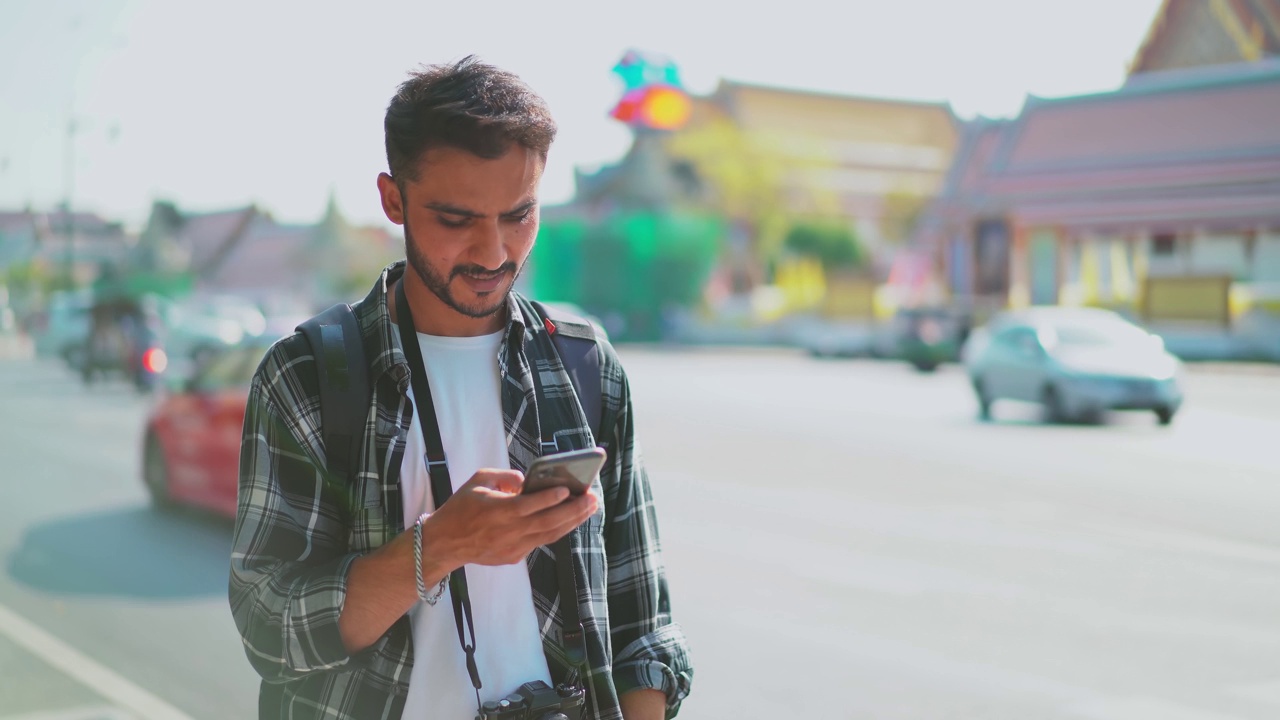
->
<box><xmin>469</xmin><ymin>219</ymin><xmax>508</xmax><ymax>270</ymax></box>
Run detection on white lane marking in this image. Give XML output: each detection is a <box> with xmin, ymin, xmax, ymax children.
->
<box><xmin>1229</xmin><ymin>680</ymin><xmax>1280</xmax><ymax>707</ymax></box>
<box><xmin>0</xmin><ymin>706</ymin><xmax>136</xmax><ymax>720</ymax></box>
<box><xmin>1070</xmin><ymin>697</ymin><xmax>1252</xmax><ymax>720</ymax></box>
<box><xmin>0</xmin><ymin>604</ymin><xmax>194</xmax><ymax>720</ymax></box>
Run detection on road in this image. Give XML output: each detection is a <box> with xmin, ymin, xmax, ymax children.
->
<box><xmin>0</xmin><ymin>350</ymin><xmax>1277</xmax><ymax>719</ymax></box>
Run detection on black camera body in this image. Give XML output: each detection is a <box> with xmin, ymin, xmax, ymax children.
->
<box><xmin>475</xmin><ymin>681</ymin><xmax>585</xmax><ymax>720</ymax></box>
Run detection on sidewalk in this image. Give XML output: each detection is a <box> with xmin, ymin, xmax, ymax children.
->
<box><xmin>0</xmin><ymin>333</ymin><xmax>34</xmax><ymax>362</ymax></box>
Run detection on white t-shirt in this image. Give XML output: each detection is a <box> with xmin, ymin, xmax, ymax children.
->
<box><xmin>400</xmin><ymin>329</ymin><xmax>553</xmax><ymax>719</ymax></box>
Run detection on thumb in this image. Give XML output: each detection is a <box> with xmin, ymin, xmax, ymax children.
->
<box><xmin>468</xmin><ymin>468</ymin><xmax>525</xmax><ymax>494</ymax></box>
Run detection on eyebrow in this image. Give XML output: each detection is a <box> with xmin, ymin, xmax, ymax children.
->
<box><xmin>424</xmin><ymin>199</ymin><xmax>537</xmax><ymax>219</ymax></box>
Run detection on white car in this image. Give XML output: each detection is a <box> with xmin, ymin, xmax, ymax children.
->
<box><xmin>155</xmin><ymin>294</ymin><xmax>267</xmax><ymax>366</ymax></box>
<box><xmin>964</xmin><ymin>308</ymin><xmax>1184</xmax><ymax>425</ymax></box>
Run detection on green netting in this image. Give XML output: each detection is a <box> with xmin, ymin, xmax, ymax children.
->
<box><xmin>530</xmin><ymin>211</ymin><xmax>723</xmax><ymax>339</ymax></box>
<box><xmin>92</xmin><ymin>272</ymin><xmax>194</xmax><ymax>302</ymax></box>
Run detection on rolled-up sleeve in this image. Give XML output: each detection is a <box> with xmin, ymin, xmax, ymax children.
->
<box><xmin>602</xmin><ymin>367</ymin><xmax>694</xmax><ymax>717</ymax></box>
<box><xmin>613</xmin><ymin>624</ymin><xmax>693</xmax><ymax>717</ymax></box>
<box><xmin>230</xmin><ymin>365</ymin><xmax>361</xmax><ymax>682</ymax></box>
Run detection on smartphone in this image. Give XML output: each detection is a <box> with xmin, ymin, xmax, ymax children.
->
<box><xmin>522</xmin><ymin>447</ymin><xmax>607</xmax><ymax>496</ymax></box>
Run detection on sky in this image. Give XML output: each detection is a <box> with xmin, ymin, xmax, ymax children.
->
<box><xmin>0</xmin><ymin>0</ymin><xmax>1165</xmax><ymax>229</ymax></box>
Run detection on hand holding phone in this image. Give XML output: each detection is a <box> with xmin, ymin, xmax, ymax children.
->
<box><xmin>522</xmin><ymin>447</ymin><xmax>607</xmax><ymax>497</ymax></box>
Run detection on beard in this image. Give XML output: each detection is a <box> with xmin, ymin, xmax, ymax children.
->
<box><xmin>403</xmin><ymin>217</ymin><xmax>523</xmax><ymax>320</ymax></box>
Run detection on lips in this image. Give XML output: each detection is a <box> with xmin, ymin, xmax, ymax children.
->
<box><xmin>459</xmin><ymin>271</ymin><xmax>507</xmax><ymax>294</ymax></box>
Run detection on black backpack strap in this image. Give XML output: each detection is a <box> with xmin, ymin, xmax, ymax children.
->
<box><xmin>531</xmin><ymin>301</ymin><xmax>602</xmax><ymax>442</ymax></box>
<box><xmin>296</xmin><ymin>304</ymin><xmax>369</xmax><ymax>481</ymax></box>
<box><xmin>530</xmin><ymin>301</ymin><xmax>601</xmax><ymax>677</ymax></box>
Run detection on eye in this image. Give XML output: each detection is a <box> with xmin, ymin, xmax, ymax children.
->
<box><xmin>503</xmin><ymin>210</ymin><xmax>534</xmax><ymax>224</ymax></box>
<box><xmin>437</xmin><ymin>215</ymin><xmax>468</xmax><ymax>229</ymax></box>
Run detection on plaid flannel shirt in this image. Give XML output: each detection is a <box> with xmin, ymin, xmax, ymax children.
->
<box><xmin>230</xmin><ymin>262</ymin><xmax>692</xmax><ymax>719</ymax></box>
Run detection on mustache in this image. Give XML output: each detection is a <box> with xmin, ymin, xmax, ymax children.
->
<box><xmin>451</xmin><ymin>262</ymin><xmax>517</xmax><ymax>280</ymax></box>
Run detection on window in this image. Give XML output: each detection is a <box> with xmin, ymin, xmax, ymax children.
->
<box><xmin>1152</xmin><ymin>233</ymin><xmax>1177</xmax><ymax>256</ymax></box>
<box><xmin>1051</xmin><ymin>321</ymin><xmax>1147</xmax><ymax>347</ymax></box>
<box><xmin>995</xmin><ymin>326</ymin><xmax>1043</xmax><ymax>358</ymax></box>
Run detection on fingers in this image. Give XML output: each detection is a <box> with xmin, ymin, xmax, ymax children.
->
<box><xmin>439</xmin><ymin>475</ymin><xmax>599</xmax><ymax>566</ymax></box>
<box><xmin>523</xmin><ymin>492</ymin><xmax>598</xmax><ymax>538</ymax></box>
<box><xmin>511</xmin><ymin>486</ymin><xmax>572</xmax><ymax>515</ymax></box>
<box><xmin>467</xmin><ymin>468</ymin><xmax>524</xmax><ymax>494</ymax></box>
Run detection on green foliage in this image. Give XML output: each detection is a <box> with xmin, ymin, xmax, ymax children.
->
<box><xmin>783</xmin><ymin>222</ymin><xmax>865</xmax><ymax>270</ymax></box>
<box><xmin>92</xmin><ymin>270</ymin><xmax>193</xmax><ymax>301</ymax></box>
<box><xmin>3</xmin><ymin>261</ymin><xmax>47</xmax><ymax>296</ymax></box>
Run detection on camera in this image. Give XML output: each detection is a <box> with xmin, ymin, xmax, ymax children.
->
<box><xmin>475</xmin><ymin>681</ymin><xmax>585</xmax><ymax>720</ymax></box>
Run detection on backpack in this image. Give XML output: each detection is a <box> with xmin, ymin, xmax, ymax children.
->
<box><xmin>296</xmin><ymin>300</ymin><xmax>603</xmax><ymax>485</ymax></box>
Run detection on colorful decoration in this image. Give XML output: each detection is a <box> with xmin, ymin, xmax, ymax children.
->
<box><xmin>609</xmin><ymin>51</ymin><xmax>692</xmax><ymax>131</ymax></box>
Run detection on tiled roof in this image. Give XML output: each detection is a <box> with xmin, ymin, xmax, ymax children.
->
<box><xmin>177</xmin><ymin>207</ymin><xmax>257</xmax><ymax>272</ymax></box>
<box><xmin>916</xmin><ymin>58</ymin><xmax>1280</xmax><ymax>239</ymax></box>
<box><xmin>714</xmin><ymin>80</ymin><xmax>959</xmax><ymax>152</ymax></box>
<box><xmin>0</xmin><ymin>210</ymin><xmax>125</xmax><ymax>241</ymax></box>
<box><xmin>1130</xmin><ymin>0</ymin><xmax>1280</xmax><ymax>74</ymax></box>
<box><xmin>199</xmin><ymin>216</ymin><xmax>313</xmax><ymax>296</ymax></box>
<box><xmin>0</xmin><ymin>212</ymin><xmax>34</xmax><ymax>236</ymax></box>
<box><xmin>997</xmin><ymin>61</ymin><xmax>1280</xmax><ymax>176</ymax></box>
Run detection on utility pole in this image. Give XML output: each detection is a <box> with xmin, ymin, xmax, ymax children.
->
<box><xmin>64</xmin><ymin>115</ymin><xmax>77</xmax><ymax>288</ymax></box>
<box><xmin>62</xmin><ymin>14</ymin><xmax>84</xmax><ymax>290</ymax></box>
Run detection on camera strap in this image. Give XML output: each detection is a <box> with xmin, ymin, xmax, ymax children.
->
<box><xmin>394</xmin><ymin>280</ymin><xmax>587</xmax><ymax>707</ymax></box>
<box><xmin>395</xmin><ymin>280</ymin><xmax>484</xmax><ymax>710</ymax></box>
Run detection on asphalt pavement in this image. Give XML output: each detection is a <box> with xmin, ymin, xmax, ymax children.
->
<box><xmin>0</xmin><ymin>350</ymin><xmax>1277</xmax><ymax>719</ymax></box>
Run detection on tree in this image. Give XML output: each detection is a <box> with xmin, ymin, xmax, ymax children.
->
<box><xmin>783</xmin><ymin>222</ymin><xmax>865</xmax><ymax>272</ymax></box>
<box><xmin>663</xmin><ymin>115</ymin><xmax>845</xmax><ymax>288</ymax></box>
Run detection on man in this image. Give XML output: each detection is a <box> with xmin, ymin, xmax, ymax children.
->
<box><xmin>230</xmin><ymin>57</ymin><xmax>692</xmax><ymax>720</ymax></box>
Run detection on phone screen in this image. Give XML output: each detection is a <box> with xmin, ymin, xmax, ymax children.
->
<box><xmin>523</xmin><ymin>448</ymin><xmax>607</xmax><ymax>496</ymax></box>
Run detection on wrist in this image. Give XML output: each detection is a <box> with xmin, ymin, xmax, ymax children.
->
<box><xmin>412</xmin><ymin>512</ymin><xmax>446</xmax><ymax>605</ymax></box>
<box><xmin>417</xmin><ymin>513</ymin><xmax>460</xmax><ymax>586</ymax></box>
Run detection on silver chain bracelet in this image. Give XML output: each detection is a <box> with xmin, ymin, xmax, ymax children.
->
<box><xmin>413</xmin><ymin>512</ymin><xmax>447</xmax><ymax>605</ymax></box>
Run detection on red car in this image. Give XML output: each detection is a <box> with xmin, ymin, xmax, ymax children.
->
<box><xmin>141</xmin><ymin>341</ymin><xmax>271</xmax><ymax>517</ymax></box>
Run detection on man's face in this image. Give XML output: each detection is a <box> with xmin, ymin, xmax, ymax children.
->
<box><xmin>378</xmin><ymin>145</ymin><xmax>543</xmax><ymax>323</ymax></box>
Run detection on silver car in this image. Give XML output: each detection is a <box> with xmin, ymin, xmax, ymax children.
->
<box><xmin>964</xmin><ymin>308</ymin><xmax>1184</xmax><ymax>425</ymax></box>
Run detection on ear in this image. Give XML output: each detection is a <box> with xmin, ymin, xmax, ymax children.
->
<box><xmin>377</xmin><ymin>172</ymin><xmax>405</xmax><ymax>225</ymax></box>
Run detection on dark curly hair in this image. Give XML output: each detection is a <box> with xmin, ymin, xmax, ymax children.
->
<box><xmin>384</xmin><ymin>56</ymin><xmax>557</xmax><ymax>184</ymax></box>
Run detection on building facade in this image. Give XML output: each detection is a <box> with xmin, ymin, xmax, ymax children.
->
<box><xmin>1130</xmin><ymin>0</ymin><xmax>1280</xmax><ymax>74</ymax></box>
<box><xmin>137</xmin><ymin>195</ymin><xmax>396</xmax><ymax>309</ymax></box>
<box><xmin>916</xmin><ymin>50</ymin><xmax>1280</xmax><ymax>333</ymax></box>
<box><xmin>0</xmin><ymin>209</ymin><xmax>132</xmax><ymax>288</ymax></box>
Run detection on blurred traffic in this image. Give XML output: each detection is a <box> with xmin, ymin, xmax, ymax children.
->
<box><xmin>24</xmin><ymin>288</ymin><xmax>307</xmax><ymax>394</ymax></box>
<box><xmin>3</xmin><ymin>1</ymin><xmax>1280</xmax><ymax>719</ymax></box>
<box><xmin>142</xmin><ymin>338</ymin><xmax>273</xmax><ymax>517</ymax></box>
<box><xmin>964</xmin><ymin>307</ymin><xmax>1184</xmax><ymax>425</ymax></box>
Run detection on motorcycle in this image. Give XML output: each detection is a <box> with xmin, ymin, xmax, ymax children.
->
<box><xmin>81</xmin><ymin>296</ymin><xmax>167</xmax><ymax>393</ymax></box>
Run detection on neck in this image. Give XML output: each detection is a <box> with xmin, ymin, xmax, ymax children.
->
<box><xmin>390</xmin><ymin>274</ymin><xmax>507</xmax><ymax>337</ymax></box>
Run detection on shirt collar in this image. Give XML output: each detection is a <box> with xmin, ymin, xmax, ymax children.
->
<box><xmin>359</xmin><ymin>260</ymin><xmax>531</xmax><ymax>387</ymax></box>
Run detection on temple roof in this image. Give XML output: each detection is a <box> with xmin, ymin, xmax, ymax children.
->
<box><xmin>920</xmin><ymin>58</ymin><xmax>1280</xmax><ymax>235</ymax></box>
<box><xmin>1130</xmin><ymin>0</ymin><xmax>1280</xmax><ymax>75</ymax></box>
<box><xmin>989</xmin><ymin>58</ymin><xmax>1280</xmax><ymax>196</ymax></box>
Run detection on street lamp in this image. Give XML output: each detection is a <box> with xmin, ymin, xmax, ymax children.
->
<box><xmin>64</xmin><ymin>115</ymin><xmax>78</xmax><ymax>288</ymax></box>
